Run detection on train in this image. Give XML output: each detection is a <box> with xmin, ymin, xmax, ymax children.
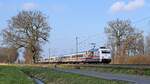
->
<box><xmin>40</xmin><ymin>47</ymin><xmax>112</xmax><ymax>64</ymax></box>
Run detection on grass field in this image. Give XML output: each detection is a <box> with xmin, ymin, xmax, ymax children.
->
<box><xmin>0</xmin><ymin>65</ymin><xmax>131</xmax><ymax>84</ymax></box>
<box><xmin>0</xmin><ymin>65</ymin><xmax>34</xmax><ymax>84</ymax></box>
<box><xmin>20</xmin><ymin>66</ymin><xmax>129</xmax><ymax>84</ymax></box>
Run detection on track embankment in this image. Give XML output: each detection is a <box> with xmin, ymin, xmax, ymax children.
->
<box><xmin>54</xmin><ymin>68</ymin><xmax>150</xmax><ymax>84</ymax></box>
<box><xmin>58</xmin><ymin>64</ymin><xmax>150</xmax><ymax>69</ymax></box>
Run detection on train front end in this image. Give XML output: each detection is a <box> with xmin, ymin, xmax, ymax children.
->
<box><xmin>98</xmin><ymin>47</ymin><xmax>111</xmax><ymax>64</ymax></box>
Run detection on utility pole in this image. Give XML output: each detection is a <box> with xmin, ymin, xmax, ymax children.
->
<box><xmin>91</xmin><ymin>43</ymin><xmax>96</xmax><ymax>49</ymax></box>
<box><xmin>49</xmin><ymin>33</ymin><xmax>51</xmax><ymax>64</ymax></box>
<box><xmin>76</xmin><ymin>36</ymin><xmax>79</xmax><ymax>57</ymax></box>
<box><xmin>49</xmin><ymin>48</ymin><xmax>51</xmax><ymax>64</ymax></box>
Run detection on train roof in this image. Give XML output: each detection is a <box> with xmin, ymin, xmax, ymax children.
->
<box><xmin>89</xmin><ymin>47</ymin><xmax>111</xmax><ymax>52</ymax></box>
<box><xmin>63</xmin><ymin>52</ymin><xmax>85</xmax><ymax>57</ymax></box>
<box><xmin>89</xmin><ymin>48</ymin><xmax>99</xmax><ymax>52</ymax></box>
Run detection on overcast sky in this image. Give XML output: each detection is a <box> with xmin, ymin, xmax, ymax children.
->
<box><xmin>0</xmin><ymin>0</ymin><xmax>150</xmax><ymax>58</ymax></box>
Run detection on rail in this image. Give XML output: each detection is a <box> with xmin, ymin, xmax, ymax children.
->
<box><xmin>60</xmin><ymin>64</ymin><xmax>150</xmax><ymax>69</ymax></box>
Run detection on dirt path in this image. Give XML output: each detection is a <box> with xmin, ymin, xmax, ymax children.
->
<box><xmin>54</xmin><ymin>68</ymin><xmax>150</xmax><ymax>84</ymax></box>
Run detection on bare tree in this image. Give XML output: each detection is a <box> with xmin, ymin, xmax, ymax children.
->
<box><xmin>126</xmin><ymin>30</ymin><xmax>144</xmax><ymax>56</ymax></box>
<box><xmin>2</xmin><ymin>11</ymin><xmax>51</xmax><ymax>63</ymax></box>
<box><xmin>105</xmin><ymin>19</ymin><xmax>134</xmax><ymax>63</ymax></box>
<box><xmin>145</xmin><ymin>34</ymin><xmax>150</xmax><ymax>55</ymax></box>
<box><xmin>105</xmin><ymin>19</ymin><xmax>144</xmax><ymax>64</ymax></box>
<box><xmin>122</xmin><ymin>30</ymin><xmax>144</xmax><ymax>63</ymax></box>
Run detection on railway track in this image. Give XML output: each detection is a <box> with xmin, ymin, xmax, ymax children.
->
<box><xmin>59</xmin><ymin>64</ymin><xmax>150</xmax><ymax>69</ymax></box>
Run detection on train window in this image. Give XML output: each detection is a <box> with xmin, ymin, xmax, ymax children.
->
<box><xmin>102</xmin><ymin>50</ymin><xmax>110</xmax><ymax>54</ymax></box>
<box><xmin>78</xmin><ymin>55</ymin><xmax>83</xmax><ymax>57</ymax></box>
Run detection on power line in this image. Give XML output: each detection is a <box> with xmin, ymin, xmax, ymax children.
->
<box><xmin>77</xmin><ymin>16</ymin><xmax>150</xmax><ymax>52</ymax></box>
<box><xmin>132</xmin><ymin>16</ymin><xmax>150</xmax><ymax>35</ymax></box>
<box><xmin>78</xmin><ymin>33</ymin><xmax>100</xmax><ymax>44</ymax></box>
<box><xmin>60</xmin><ymin>16</ymin><xmax>150</xmax><ymax>56</ymax></box>
<box><xmin>133</xmin><ymin>16</ymin><xmax>150</xmax><ymax>24</ymax></box>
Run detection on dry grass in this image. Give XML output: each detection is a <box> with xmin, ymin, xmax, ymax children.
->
<box><xmin>127</xmin><ymin>55</ymin><xmax>150</xmax><ymax>64</ymax></box>
<box><xmin>112</xmin><ymin>55</ymin><xmax>150</xmax><ymax>64</ymax></box>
